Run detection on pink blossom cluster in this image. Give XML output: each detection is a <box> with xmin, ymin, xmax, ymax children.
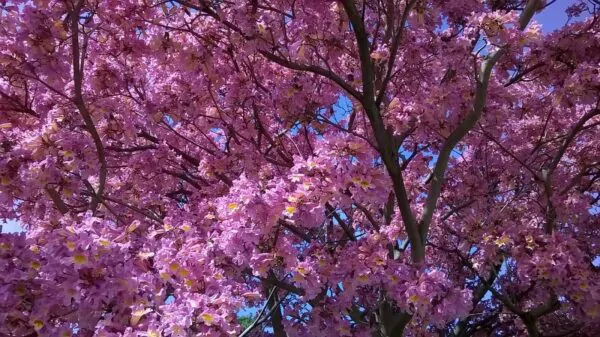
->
<box><xmin>1</xmin><ymin>0</ymin><xmax>600</xmax><ymax>336</ymax></box>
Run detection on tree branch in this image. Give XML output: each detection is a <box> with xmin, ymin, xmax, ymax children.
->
<box><xmin>45</xmin><ymin>186</ymin><xmax>69</xmax><ymax>215</ymax></box>
<box><xmin>325</xmin><ymin>203</ymin><xmax>356</xmax><ymax>241</ymax></box>
<box><xmin>162</xmin><ymin>169</ymin><xmax>205</xmax><ymax>191</ymax></box>
<box><xmin>278</xmin><ymin>219</ymin><xmax>312</xmax><ymax>243</ymax></box>
<box><xmin>375</xmin><ymin>0</ymin><xmax>418</xmax><ymax>107</ymax></box>
<box><xmin>259</xmin><ymin>50</ymin><xmax>363</xmax><ymax>103</ymax></box>
<box><xmin>238</xmin><ymin>287</ymin><xmax>278</xmax><ymax>337</ymax></box>
<box><xmin>341</xmin><ymin>0</ymin><xmax>421</xmax><ymax>262</ymax></box>
<box><xmin>417</xmin><ymin>0</ymin><xmax>542</xmax><ymax>245</ymax></box>
<box><xmin>70</xmin><ymin>0</ymin><xmax>107</xmax><ymax>212</ymax></box>
<box><xmin>353</xmin><ymin>201</ymin><xmax>381</xmax><ymax>231</ymax></box>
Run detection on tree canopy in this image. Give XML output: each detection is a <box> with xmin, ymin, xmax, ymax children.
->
<box><xmin>1</xmin><ymin>0</ymin><xmax>599</xmax><ymax>336</ymax></box>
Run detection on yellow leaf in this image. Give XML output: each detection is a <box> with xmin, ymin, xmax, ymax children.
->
<box><xmin>297</xmin><ymin>266</ymin><xmax>309</xmax><ymax>276</ymax></box>
<box><xmin>30</xmin><ymin>261</ymin><xmax>41</xmax><ymax>270</ymax></box>
<box><xmin>130</xmin><ymin>308</ymin><xmax>152</xmax><ymax>326</ymax></box>
<box><xmin>127</xmin><ymin>221</ymin><xmax>139</xmax><ymax>233</ymax></box>
<box><xmin>388</xmin><ymin>97</ymin><xmax>400</xmax><ymax>110</ymax></box>
<box><xmin>169</xmin><ymin>262</ymin><xmax>179</xmax><ymax>272</ymax></box>
<box><xmin>72</xmin><ymin>254</ymin><xmax>87</xmax><ymax>265</ymax></box>
<box><xmin>494</xmin><ymin>235</ymin><xmax>510</xmax><ymax>247</ymax></box>
<box><xmin>178</xmin><ymin>268</ymin><xmax>189</xmax><ymax>278</ymax></box>
<box><xmin>32</xmin><ymin>319</ymin><xmax>44</xmax><ymax>331</ymax></box>
<box><xmin>374</xmin><ymin>256</ymin><xmax>386</xmax><ymax>266</ymax></box>
<box><xmin>284</xmin><ymin>205</ymin><xmax>297</xmax><ymax>216</ymax></box>
<box><xmin>200</xmin><ymin>312</ymin><xmax>215</xmax><ymax>326</ymax></box>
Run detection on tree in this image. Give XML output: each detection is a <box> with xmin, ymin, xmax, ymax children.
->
<box><xmin>0</xmin><ymin>0</ymin><xmax>599</xmax><ymax>336</ymax></box>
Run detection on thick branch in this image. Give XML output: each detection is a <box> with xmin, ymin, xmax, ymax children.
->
<box><xmin>340</xmin><ymin>0</ymin><xmax>376</xmax><ymax>103</ymax></box>
<box><xmin>259</xmin><ymin>50</ymin><xmax>363</xmax><ymax>102</ymax></box>
<box><xmin>278</xmin><ymin>219</ymin><xmax>312</xmax><ymax>243</ymax></box>
<box><xmin>547</xmin><ymin>108</ymin><xmax>599</xmax><ymax>175</ymax></box>
<box><xmin>529</xmin><ymin>295</ymin><xmax>560</xmax><ymax>319</ymax></box>
<box><xmin>454</xmin><ymin>263</ymin><xmax>502</xmax><ymax>337</ymax></box>
<box><xmin>162</xmin><ymin>169</ymin><xmax>205</xmax><ymax>191</ymax></box>
<box><xmin>45</xmin><ymin>186</ymin><xmax>69</xmax><ymax>215</ymax></box>
<box><xmin>106</xmin><ymin>144</ymin><xmax>158</xmax><ymax>153</ymax></box>
<box><xmin>353</xmin><ymin>201</ymin><xmax>381</xmax><ymax>231</ymax></box>
<box><xmin>375</xmin><ymin>0</ymin><xmax>418</xmax><ymax>106</ymax></box>
<box><xmin>238</xmin><ymin>287</ymin><xmax>278</xmax><ymax>337</ymax></box>
<box><xmin>341</xmin><ymin>0</ymin><xmax>421</xmax><ymax>263</ymax></box>
<box><xmin>417</xmin><ymin>0</ymin><xmax>541</xmax><ymax>244</ymax></box>
<box><xmin>417</xmin><ymin>48</ymin><xmax>506</xmax><ymax>243</ymax></box>
<box><xmin>504</xmin><ymin>62</ymin><xmax>545</xmax><ymax>87</ymax></box>
<box><xmin>138</xmin><ymin>131</ymin><xmax>202</xmax><ymax>167</ymax></box>
<box><xmin>257</xmin><ymin>276</ymin><xmax>306</xmax><ymax>296</ymax></box>
<box><xmin>71</xmin><ymin>1</ymin><xmax>107</xmax><ymax>212</ymax></box>
<box><xmin>268</xmin><ymin>291</ymin><xmax>287</xmax><ymax>337</ymax></box>
<box><xmin>542</xmin><ymin>108</ymin><xmax>599</xmax><ymax>233</ymax></box>
<box><xmin>325</xmin><ymin>203</ymin><xmax>356</xmax><ymax>241</ymax></box>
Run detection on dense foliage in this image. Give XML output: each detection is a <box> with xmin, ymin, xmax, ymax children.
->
<box><xmin>1</xmin><ymin>0</ymin><xmax>599</xmax><ymax>336</ymax></box>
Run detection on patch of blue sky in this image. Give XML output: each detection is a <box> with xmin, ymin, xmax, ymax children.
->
<box><xmin>535</xmin><ymin>0</ymin><xmax>590</xmax><ymax>32</ymax></box>
<box><xmin>1</xmin><ymin>219</ymin><xmax>22</xmax><ymax>233</ymax></box>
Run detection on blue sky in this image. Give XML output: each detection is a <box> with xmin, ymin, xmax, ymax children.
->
<box><xmin>535</xmin><ymin>0</ymin><xmax>588</xmax><ymax>32</ymax></box>
<box><xmin>2</xmin><ymin>219</ymin><xmax>21</xmax><ymax>233</ymax></box>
